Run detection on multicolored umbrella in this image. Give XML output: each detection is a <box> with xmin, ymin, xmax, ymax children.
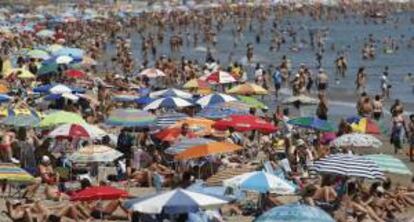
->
<box><xmin>237</xmin><ymin>95</ymin><xmax>268</xmax><ymax>110</ymax></box>
<box><xmin>175</xmin><ymin>141</ymin><xmax>241</xmax><ymax>160</ymax></box>
<box><xmin>156</xmin><ymin>112</ymin><xmax>188</xmax><ymax>128</ymax></box>
<box><xmin>196</xmin><ymin>93</ymin><xmax>237</xmax><ymax>108</ymax></box>
<box><xmin>255</xmin><ymin>203</ymin><xmax>335</xmax><ymax>222</ymax></box>
<box><xmin>150</xmin><ymin>88</ymin><xmax>193</xmax><ymax>99</ymax></box>
<box><xmin>105</xmin><ymin>109</ymin><xmax>156</xmax><ymax>127</ymax></box>
<box><xmin>223</xmin><ymin>171</ymin><xmax>296</xmax><ymax>194</ymax></box>
<box><xmin>198</xmin><ymin>107</ymin><xmax>246</xmax><ymax>119</ymax></box>
<box><xmin>310</xmin><ymin>154</ymin><xmax>384</xmax><ymax>180</ymax></box>
<box><xmin>143</xmin><ymin>97</ymin><xmax>193</xmax><ymax>111</ymax></box>
<box><xmin>0</xmin><ymin>163</ymin><xmax>35</xmax><ymax>183</ymax></box>
<box><xmin>331</xmin><ymin>133</ymin><xmax>382</xmax><ymax>148</ymax></box>
<box><xmin>136</xmin><ymin>68</ymin><xmax>166</xmax><ymax>78</ymax></box>
<box><xmin>287</xmin><ymin>117</ymin><xmax>336</xmax><ymax>132</ymax></box>
<box><xmin>213</xmin><ymin>114</ymin><xmax>277</xmax><ymax>133</ymax></box>
<box><xmin>71</xmin><ymin>186</ymin><xmax>128</xmax><ymax>201</ymax></box>
<box><xmin>40</xmin><ymin>111</ymin><xmax>86</xmax><ymax>128</ymax></box>
<box><xmin>183</xmin><ymin>78</ymin><xmax>210</xmax><ymax>89</ymax></box>
<box><xmin>48</xmin><ymin>123</ymin><xmax>106</xmax><ymax>139</ymax></box>
<box><xmin>347</xmin><ymin>117</ymin><xmax>381</xmax><ymax>134</ymax></box>
<box><xmin>155</xmin><ymin>127</ymin><xmax>196</xmax><ymax>142</ymax></box>
<box><xmin>123</xmin><ymin>188</ymin><xmax>228</xmax><ymax>214</ymax></box>
<box><xmin>227</xmin><ymin>82</ymin><xmax>268</xmax><ymax>95</ymax></box>
<box><xmin>165</xmin><ymin>138</ymin><xmax>215</xmax><ymax>155</ymax></box>
<box><xmin>0</xmin><ymin>108</ymin><xmax>42</xmax><ymax>127</ymax></box>
<box><xmin>365</xmin><ymin>154</ymin><xmax>412</xmax><ymax>175</ymax></box>
<box><xmin>201</xmin><ymin>70</ymin><xmax>237</xmax><ymax>84</ymax></box>
<box><xmin>69</xmin><ymin>145</ymin><xmax>123</xmax><ymax>163</ymax></box>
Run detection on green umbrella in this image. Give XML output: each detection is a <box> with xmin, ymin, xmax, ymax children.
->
<box><xmin>38</xmin><ymin>62</ymin><xmax>59</xmax><ymax>75</ymax></box>
<box><xmin>287</xmin><ymin>117</ymin><xmax>336</xmax><ymax>132</ymax></box>
<box><xmin>237</xmin><ymin>95</ymin><xmax>268</xmax><ymax>110</ymax></box>
<box><xmin>365</xmin><ymin>154</ymin><xmax>412</xmax><ymax>175</ymax></box>
<box><xmin>27</xmin><ymin>49</ymin><xmax>50</xmax><ymax>60</ymax></box>
<box><xmin>40</xmin><ymin>111</ymin><xmax>86</xmax><ymax>128</ymax></box>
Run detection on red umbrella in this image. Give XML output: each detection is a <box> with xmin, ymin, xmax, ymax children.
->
<box><xmin>70</xmin><ymin>186</ymin><xmax>128</xmax><ymax>201</ymax></box>
<box><xmin>66</xmin><ymin>69</ymin><xmax>86</xmax><ymax>78</ymax></box>
<box><xmin>155</xmin><ymin>128</ymin><xmax>196</xmax><ymax>142</ymax></box>
<box><xmin>213</xmin><ymin>115</ymin><xmax>277</xmax><ymax>133</ymax></box>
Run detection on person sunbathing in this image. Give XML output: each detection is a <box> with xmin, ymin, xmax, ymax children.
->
<box><xmin>75</xmin><ymin>199</ymin><xmax>129</xmax><ymax>220</ymax></box>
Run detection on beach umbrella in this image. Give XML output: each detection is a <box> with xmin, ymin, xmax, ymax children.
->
<box><xmin>135</xmin><ymin>96</ymin><xmax>154</xmax><ymax>106</ymax></box>
<box><xmin>69</xmin><ymin>145</ymin><xmax>123</xmax><ymax>163</ymax></box>
<box><xmin>227</xmin><ymin>83</ymin><xmax>268</xmax><ymax>95</ymax></box>
<box><xmin>169</xmin><ymin>117</ymin><xmax>215</xmax><ymax>136</ymax></box>
<box><xmin>183</xmin><ymin>78</ymin><xmax>210</xmax><ymax>89</ymax></box>
<box><xmin>56</xmin><ymin>55</ymin><xmax>73</xmax><ymax>64</ymax></box>
<box><xmin>27</xmin><ymin>49</ymin><xmax>50</xmax><ymax>60</ymax></box>
<box><xmin>282</xmin><ymin>95</ymin><xmax>318</xmax><ymax>105</ymax></box>
<box><xmin>71</xmin><ymin>186</ymin><xmax>128</xmax><ymax>201</ymax></box>
<box><xmin>255</xmin><ymin>203</ymin><xmax>335</xmax><ymax>222</ymax></box>
<box><xmin>201</xmin><ymin>70</ymin><xmax>236</xmax><ymax>84</ymax></box>
<box><xmin>123</xmin><ymin>188</ymin><xmax>228</xmax><ymax>214</ymax></box>
<box><xmin>136</xmin><ymin>68</ymin><xmax>166</xmax><ymax>78</ymax></box>
<box><xmin>156</xmin><ymin>112</ymin><xmax>188</xmax><ymax>128</ymax></box>
<box><xmin>0</xmin><ymin>94</ymin><xmax>11</xmax><ymax>103</ymax></box>
<box><xmin>53</xmin><ymin>47</ymin><xmax>84</xmax><ymax>59</ymax></box>
<box><xmin>155</xmin><ymin>127</ymin><xmax>196</xmax><ymax>142</ymax></box>
<box><xmin>5</xmin><ymin>68</ymin><xmax>35</xmax><ymax>79</ymax></box>
<box><xmin>40</xmin><ymin>111</ymin><xmax>86</xmax><ymax>128</ymax></box>
<box><xmin>112</xmin><ymin>94</ymin><xmax>140</xmax><ymax>103</ymax></box>
<box><xmin>348</xmin><ymin>117</ymin><xmax>380</xmax><ymax>134</ymax></box>
<box><xmin>47</xmin><ymin>44</ymin><xmax>63</xmax><ymax>53</ymax></box>
<box><xmin>36</xmin><ymin>29</ymin><xmax>55</xmax><ymax>38</ymax></box>
<box><xmin>196</xmin><ymin>93</ymin><xmax>237</xmax><ymax>108</ymax></box>
<box><xmin>331</xmin><ymin>133</ymin><xmax>382</xmax><ymax>148</ymax></box>
<box><xmin>310</xmin><ymin>154</ymin><xmax>385</xmax><ymax>180</ymax></box>
<box><xmin>209</xmin><ymin>101</ymin><xmax>253</xmax><ymax>112</ymax></box>
<box><xmin>237</xmin><ymin>95</ymin><xmax>268</xmax><ymax>110</ymax></box>
<box><xmin>65</xmin><ymin>69</ymin><xmax>86</xmax><ymax>78</ymax></box>
<box><xmin>213</xmin><ymin>114</ymin><xmax>277</xmax><ymax>133</ymax></box>
<box><xmin>48</xmin><ymin>123</ymin><xmax>106</xmax><ymax>139</ymax></box>
<box><xmin>0</xmin><ymin>108</ymin><xmax>42</xmax><ymax>127</ymax></box>
<box><xmin>287</xmin><ymin>117</ymin><xmax>336</xmax><ymax>132</ymax></box>
<box><xmin>198</xmin><ymin>107</ymin><xmax>246</xmax><ymax>119</ymax></box>
<box><xmin>165</xmin><ymin>138</ymin><xmax>215</xmax><ymax>155</ymax></box>
<box><xmin>143</xmin><ymin>97</ymin><xmax>193</xmax><ymax>111</ymax></box>
<box><xmin>48</xmin><ymin>84</ymin><xmax>73</xmax><ymax>94</ymax></box>
<box><xmin>224</xmin><ymin>171</ymin><xmax>296</xmax><ymax>194</ymax></box>
<box><xmin>150</xmin><ymin>88</ymin><xmax>193</xmax><ymax>99</ymax></box>
<box><xmin>175</xmin><ymin>141</ymin><xmax>241</xmax><ymax>160</ymax></box>
<box><xmin>38</xmin><ymin>62</ymin><xmax>59</xmax><ymax>75</ymax></box>
<box><xmin>105</xmin><ymin>109</ymin><xmax>156</xmax><ymax>127</ymax></box>
<box><xmin>0</xmin><ymin>163</ymin><xmax>35</xmax><ymax>183</ymax></box>
<box><xmin>365</xmin><ymin>154</ymin><xmax>412</xmax><ymax>175</ymax></box>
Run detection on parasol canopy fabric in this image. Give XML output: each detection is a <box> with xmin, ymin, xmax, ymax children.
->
<box><xmin>237</xmin><ymin>95</ymin><xmax>268</xmax><ymax>110</ymax></box>
<box><xmin>331</xmin><ymin>133</ymin><xmax>382</xmax><ymax>148</ymax></box>
<box><xmin>0</xmin><ymin>163</ymin><xmax>35</xmax><ymax>183</ymax></box>
<box><xmin>69</xmin><ymin>145</ymin><xmax>123</xmax><ymax>163</ymax></box>
<box><xmin>348</xmin><ymin>117</ymin><xmax>381</xmax><ymax>134</ymax></box>
<box><xmin>287</xmin><ymin>117</ymin><xmax>336</xmax><ymax>132</ymax></box>
<box><xmin>213</xmin><ymin>114</ymin><xmax>277</xmax><ymax>133</ymax></box>
<box><xmin>71</xmin><ymin>186</ymin><xmax>128</xmax><ymax>201</ymax></box>
<box><xmin>227</xmin><ymin>83</ymin><xmax>268</xmax><ymax>95</ymax></box>
<box><xmin>105</xmin><ymin>109</ymin><xmax>156</xmax><ymax>127</ymax></box>
<box><xmin>143</xmin><ymin>97</ymin><xmax>193</xmax><ymax>111</ymax></box>
<box><xmin>136</xmin><ymin>68</ymin><xmax>166</xmax><ymax>78</ymax></box>
<box><xmin>255</xmin><ymin>203</ymin><xmax>335</xmax><ymax>222</ymax></box>
<box><xmin>201</xmin><ymin>70</ymin><xmax>237</xmax><ymax>84</ymax></box>
<box><xmin>48</xmin><ymin>123</ymin><xmax>106</xmax><ymax>139</ymax></box>
<box><xmin>175</xmin><ymin>141</ymin><xmax>241</xmax><ymax>160</ymax></box>
<box><xmin>365</xmin><ymin>154</ymin><xmax>412</xmax><ymax>175</ymax></box>
<box><xmin>196</xmin><ymin>93</ymin><xmax>237</xmax><ymax>108</ymax></box>
<box><xmin>164</xmin><ymin>138</ymin><xmax>215</xmax><ymax>155</ymax></box>
<box><xmin>150</xmin><ymin>88</ymin><xmax>193</xmax><ymax>99</ymax></box>
<box><xmin>40</xmin><ymin>111</ymin><xmax>86</xmax><ymax>127</ymax></box>
<box><xmin>169</xmin><ymin>117</ymin><xmax>215</xmax><ymax>136</ymax></box>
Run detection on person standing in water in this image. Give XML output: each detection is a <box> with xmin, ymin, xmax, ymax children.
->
<box><xmin>317</xmin><ymin>68</ymin><xmax>328</xmax><ymax>95</ymax></box>
<box><xmin>381</xmin><ymin>67</ymin><xmax>391</xmax><ymax>98</ymax></box>
<box><xmin>355</xmin><ymin>67</ymin><xmax>367</xmax><ymax>93</ymax></box>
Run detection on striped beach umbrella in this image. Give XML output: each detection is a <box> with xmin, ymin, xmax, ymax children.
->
<box><xmin>156</xmin><ymin>112</ymin><xmax>188</xmax><ymax>128</ymax></box>
<box><xmin>255</xmin><ymin>203</ymin><xmax>335</xmax><ymax>222</ymax></box>
<box><xmin>0</xmin><ymin>163</ymin><xmax>35</xmax><ymax>183</ymax></box>
<box><xmin>365</xmin><ymin>154</ymin><xmax>412</xmax><ymax>175</ymax></box>
<box><xmin>150</xmin><ymin>88</ymin><xmax>193</xmax><ymax>99</ymax></box>
<box><xmin>165</xmin><ymin>138</ymin><xmax>215</xmax><ymax>155</ymax></box>
<box><xmin>0</xmin><ymin>108</ymin><xmax>42</xmax><ymax>127</ymax></box>
<box><xmin>310</xmin><ymin>154</ymin><xmax>385</xmax><ymax>180</ymax></box>
<box><xmin>196</xmin><ymin>93</ymin><xmax>237</xmax><ymax>108</ymax></box>
<box><xmin>123</xmin><ymin>188</ymin><xmax>228</xmax><ymax>214</ymax></box>
<box><xmin>201</xmin><ymin>70</ymin><xmax>237</xmax><ymax>85</ymax></box>
<box><xmin>105</xmin><ymin>109</ymin><xmax>156</xmax><ymax>127</ymax></box>
<box><xmin>48</xmin><ymin>123</ymin><xmax>106</xmax><ymax>139</ymax></box>
<box><xmin>143</xmin><ymin>97</ymin><xmax>193</xmax><ymax>111</ymax></box>
<box><xmin>136</xmin><ymin>68</ymin><xmax>166</xmax><ymax>78</ymax></box>
<box><xmin>69</xmin><ymin>145</ymin><xmax>123</xmax><ymax>163</ymax></box>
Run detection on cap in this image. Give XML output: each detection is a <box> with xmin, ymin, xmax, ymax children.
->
<box><xmin>42</xmin><ymin>155</ymin><xmax>50</xmax><ymax>163</ymax></box>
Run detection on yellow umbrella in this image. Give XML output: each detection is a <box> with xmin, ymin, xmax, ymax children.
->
<box><xmin>227</xmin><ymin>82</ymin><xmax>268</xmax><ymax>95</ymax></box>
<box><xmin>47</xmin><ymin>44</ymin><xmax>63</xmax><ymax>53</ymax></box>
<box><xmin>5</xmin><ymin>68</ymin><xmax>35</xmax><ymax>79</ymax></box>
<box><xmin>0</xmin><ymin>163</ymin><xmax>35</xmax><ymax>183</ymax></box>
<box><xmin>1</xmin><ymin>58</ymin><xmax>12</xmax><ymax>77</ymax></box>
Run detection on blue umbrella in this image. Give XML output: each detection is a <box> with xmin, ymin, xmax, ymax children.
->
<box><xmin>143</xmin><ymin>97</ymin><xmax>193</xmax><ymax>110</ymax></box>
<box><xmin>196</xmin><ymin>93</ymin><xmax>237</xmax><ymax>108</ymax></box>
<box><xmin>123</xmin><ymin>188</ymin><xmax>227</xmax><ymax>214</ymax></box>
<box><xmin>0</xmin><ymin>108</ymin><xmax>42</xmax><ymax>127</ymax></box>
<box><xmin>0</xmin><ymin>94</ymin><xmax>11</xmax><ymax>103</ymax></box>
<box><xmin>52</xmin><ymin>47</ymin><xmax>84</xmax><ymax>59</ymax></box>
<box><xmin>197</xmin><ymin>107</ymin><xmax>247</xmax><ymax>119</ymax></box>
<box><xmin>255</xmin><ymin>203</ymin><xmax>335</xmax><ymax>222</ymax></box>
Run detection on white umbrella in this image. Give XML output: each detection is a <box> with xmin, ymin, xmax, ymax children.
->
<box><xmin>150</xmin><ymin>88</ymin><xmax>193</xmax><ymax>99</ymax></box>
<box><xmin>137</xmin><ymin>68</ymin><xmax>166</xmax><ymax>78</ymax></box>
<box><xmin>69</xmin><ymin>145</ymin><xmax>122</xmax><ymax>163</ymax></box>
<box><xmin>196</xmin><ymin>93</ymin><xmax>237</xmax><ymax>108</ymax></box>
<box><xmin>56</xmin><ymin>55</ymin><xmax>73</xmax><ymax>64</ymax></box>
<box><xmin>50</xmin><ymin>84</ymin><xmax>72</xmax><ymax>94</ymax></box>
<box><xmin>48</xmin><ymin>123</ymin><xmax>106</xmax><ymax>139</ymax></box>
<box><xmin>143</xmin><ymin>97</ymin><xmax>192</xmax><ymax>110</ymax></box>
<box><xmin>331</xmin><ymin>133</ymin><xmax>382</xmax><ymax>148</ymax></box>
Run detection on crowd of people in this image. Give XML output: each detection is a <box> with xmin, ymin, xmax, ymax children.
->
<box><xmin>0</xmin><ymin>1</ymin><xmax>414</xmax><ymax>222</ymax></box>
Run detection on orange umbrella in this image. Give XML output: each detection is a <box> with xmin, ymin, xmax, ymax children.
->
<box><xmin>170</xmin><ymin>117</ymin><xmax>215</xmax><ymax>136</ymax></box>
<box><xmin>175</xmin><ymin>141</ymin><xmax>242</xmax><ymax>160</ymax></box>
<box><xmin>0</xmin><ymin>83</ymin><xmax>9</xmax><ymax>93</ymax></box>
